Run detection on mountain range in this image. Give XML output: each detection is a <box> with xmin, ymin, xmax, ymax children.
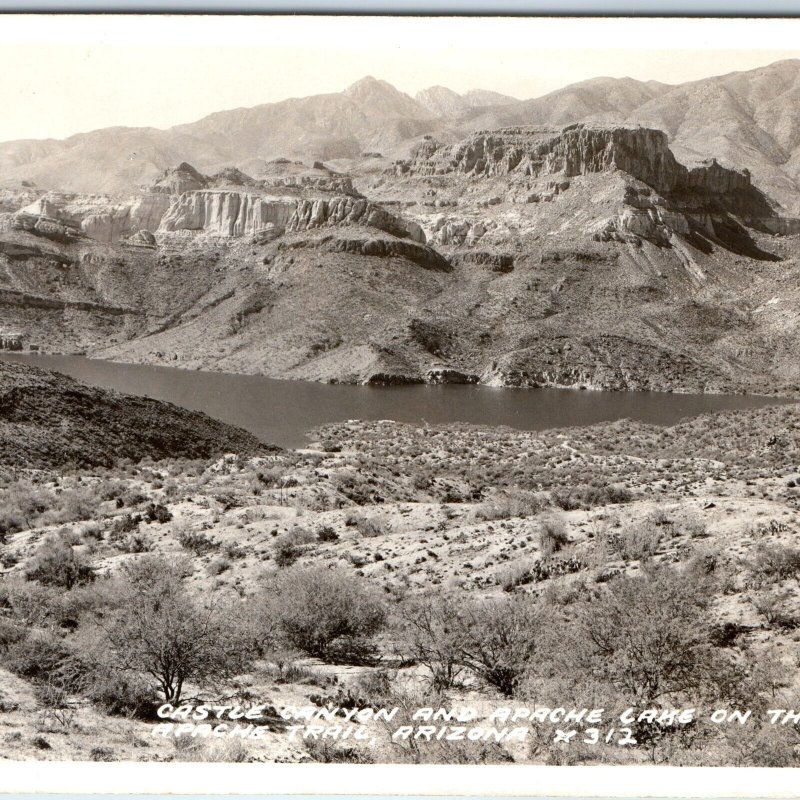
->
<box><xmin>1</xmin><ymin>59</ymin><xmax>800</xmax><ymax>397</ymax></box>
<box><xmin>2</xmin><ymin>60</ymin><xmax>800</xmax><ymax>212</ymax></box>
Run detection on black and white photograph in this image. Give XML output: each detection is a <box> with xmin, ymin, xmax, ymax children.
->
<box><xmin>1</xmin><ymin>13</ymin><xmax>800</xmax><ymax>776</ymax></box>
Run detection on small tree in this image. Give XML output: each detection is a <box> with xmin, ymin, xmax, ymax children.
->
<box><xmin>557</xmin><ymin>566</ymin><xmax>724</xmax><ymax>705</ymax></box>
<box><xmin>25</xmin><ymin>535</ymin><xmax>95</xmax><ymax>589</ymax></box>
<box><xmin>101</xmin><ymin>556</ymin><xmax>252</xmax><ymax>704</ymax></box>
<box><xmin>261</xmin><ymin>565</ymin><xmax>387</xmax><ymax>662</ymax></box>
<box><xmin>453</xmin><ymin>595</ymin><xmax>544</xmax><ymax>696</ymax></box>
<box><xmin>395</xmin><ymin>593</ymin><xmax>467</xmax><ymax>690</ymax></box>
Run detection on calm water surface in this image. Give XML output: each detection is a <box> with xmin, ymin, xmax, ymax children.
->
<box><xmin>0</xmin><ymin>353</ymin><xmax>793</xmax><ymax>449</ymax></box>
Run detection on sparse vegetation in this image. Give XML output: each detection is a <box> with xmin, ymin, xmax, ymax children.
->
<box><xmin>1</xmin><ymin>399</ymin><xmax>799</xmax><ymax>764</ymax></box>
<box><xmin>260</xmin><ymin>565</ymin><xmax>387</xmax><ymax>662</ymax></box>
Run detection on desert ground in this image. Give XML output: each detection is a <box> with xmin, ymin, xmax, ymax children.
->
<box><xmin>1</xmin><ymin>399</ymin><xmax>799</xmax><ymax>765</ymax></box>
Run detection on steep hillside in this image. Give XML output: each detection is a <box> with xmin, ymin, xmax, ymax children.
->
<box><xmin>3</xmin><ymin>61</ymin><xmax>800</xmax><ymax>206</ymax></box>
<box><xmin>458</xmin><ymin>76</ymin><xmax>672</xmax><ymax>132</ymax></box>
<box><xmin>2</xmin><ymin>120</ymin><xmax>800</xmax><ymax>396</ymax></box>
<box><xmin>415</xmin><ymin>86</ymin><xmax>518</xmax><ymax>116</ymax></box>
<box><xmin>88</xmin><ymin>126</ymin><xmax>800</xmax><ymax>395</ymax></box>
<box><xmin>0</xmin><ymin>78</ymin><xmax>439</xmax><ymax>193</ymax></box>
<box><xmin>627</xmin><ymin>59</ymin><xmax>800</xmax><ymax>212</ymax></box>
<box><xmin>0</xmin><ymin>358</ymin><xmax>271</xmax><ymax>468</ymax></box>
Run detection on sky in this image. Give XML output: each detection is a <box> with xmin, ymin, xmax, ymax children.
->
<box><xmin>0</xmin><ymin>15</ymin><xmax>799</xmax><ymax>142</ymax></box>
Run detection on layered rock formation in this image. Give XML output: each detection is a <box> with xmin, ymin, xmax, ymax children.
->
<box><xmin>260</xmin><ymin>175</ymin><xmax>360</xmax><ymax>196</ymax></box>
<box><xmin>396</xmin><ymin>124</ymin><xmax>753</xmax><ymax>197</ymax></box>
<box><xmin>286</xmin><ymin>197</ymin><xmax>424</xmax><ymax>242</ymax></box>
<box><xmin>158</xmin><ymin>191</ymin><xmax>297</xmax><ymax>237</ymax></box>
<box><xmin>19</xmin><ymin>192</ymin><xmax>170</xmax><ymax>243</ymax></box>
<box><xmin>11</xmin><ymin>161</ymin><xmax>418</xmax><ymax>245</ymax></box>
<box><xmin>390</xmin><ymin>123</ymin><xmax>800</xmax><ymax>251</ymax></box>
<box><xmin>319</xmin><ymin>235</ymin><xmax>449</xmax><ymax>271</ymax></box>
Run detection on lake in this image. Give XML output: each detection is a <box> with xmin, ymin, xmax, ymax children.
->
<box><xmin>0</xmin><ymin>352</ymin><xmax>793</xmax><ymax>449</ymax></box>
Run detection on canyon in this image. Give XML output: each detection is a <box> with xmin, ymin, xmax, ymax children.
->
<box><xmin>0</xmin><ymin>67</ymin><xmax>800</xmax><ymax>395</ymax></box>
<box><xmin>3</xmin><ymin>54</ymin><xmax>800</xmax><ymax>769</ymax></box>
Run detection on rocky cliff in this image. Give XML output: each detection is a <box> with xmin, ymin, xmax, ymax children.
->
<box><xmin>19</xmin><ymin>192</ymin><xmax>171</xmax><ymax>243</ymax></box>
<box><xmin>158</xmin><ymin>191</ymin><xmax>297</xmax><ymax>237</ymax></box>
<box><xmin>396</xmin><ymin>124</ymin><xmax>753</xmax><ymax>197</ymax></box>
<box><xmin>13</xmin><ymin>160</ymin><xmax>420</xmax><ymax>244</ymax></box>
<box><xmin>286</xmin><ymin>197</ymin><xmax>424</xmax><ymax>241</ymax></box>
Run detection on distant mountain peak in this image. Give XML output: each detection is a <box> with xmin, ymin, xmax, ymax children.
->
<box><xmin>345</xmin><ymin>75</ymin><xmax>400</xmax><ymax>96</ymax></box>
<box><xmin>416</xmin><ymin>85</ymin><xmax>519</xmax><ymax>116</ymax></box>
<box><xmin>343</xmin><ymin>75</ymin><xmax>430</xmax><ymax>119</ymax></box>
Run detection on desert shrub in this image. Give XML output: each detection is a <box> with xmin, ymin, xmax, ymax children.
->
<box><xmin>127</xmin><ymin>531</ymin><xmax>153</xmax><ymax>553</ymax></box>
<box><xmin>345</xmin><ymin>513</ymin><xmax>389</xmax><ymax>538</ymax></box>
<box><xmin>0</xmin><ymin>577</ymin><xmax>70</xmax><ymax>628</ymax></box>
<box><xmin>143</xmin><ymin>503</ymin><xmax>172</xmax><ymax>524</ymax></box>
<box><xmin>251</xmin><ymin>466</ymin><xmax>286</xmax><ymax>489</ymax></box>
<box><xmin>80</xmin><ymin>522</ymin><xmax>104</xmax><ymax>543</ymax></box>
<box><xmin>109</xmin><ymin>513</ymin><xmax>139</xmax><ymax>538</ymax></box>
<box><xmin>24</xmin><ymin>535</ymin><xmax>95</xmax><ymax>589</ymax></box>
<box><xmin>261</xmin><ymin>565</ymin><xmax>387</xmax><ymax>662</ymax></box>
<box><xmin>475</xmin><ymin>490</ymin><xmax>547</xmax><ymax>521</ymax></box>
<box><xmin>117</xmin><ymin>489</ymin><xmax>149</xmax><ymax>508</ymax></box>
<box><xmin>317</xmin><ymin>525</ymin><xmax>339</xmax><ymax>543</ymax></box>
<box><xmin>496</xmin><ymin>560</ymin><xmax>537</xmax><ymax>592</ymax></box>
<box><xmin>681</xmin><ymin>513</ymin><xmax>708</xmax><ymax>539</ymax></box>
<box><xmin>31</xmin><ymin>735</ymin><xmax>51</xmax><ymax>750</ymax></box>
<box><xmin>379</xmin><ymin>685</ymin><xmax>514</xmax><ymax>764</ymax></box>
<box><xmin>545</xmin><ymin>566</ymin><xmax>726</xmax><ymax>705</ymax></box>
<box><xmin>552</xmin><ymin>483</ymin><xmax>632</xmax><ymax>511</ymax></box>
<box><xmin>305</xmin><ymin>739</ymin><xmax>373</xmax><ymax>763</ymax></box>
<box><xmin>753</xmin><ymin>591</ymin><xmax>800</xmax><ymax>630</ymax></box>
<box><xmin>267</xmin><ymin>656</ymin><xmax>325</xmax><ymax>685</ymax></box>
<box><xmin>97</xmin><ymin>479</ymin><xmax>127</xmax><ymax>502</ymax></box>
<box><xmin>749</xmin><ymin>544</ymin><xmax>800</xmax><ymax>586</ymax></box>
<box><xmin>0</xmin><ymin>481</ymin><xmax>55</xmax><ymax>533</ymax></box>
<box><xmin>172</xmin><ymin>738</ymin><xmax>251</xmax><ymax>763</ymax></box>
<box><xmin>319</xmin><ymin>440</ymin><xmax>343</xmax><ymax>453</ymax></box>
<box><xmin>3</xmin><ymin>630</ymin><xmax>73</xmax><ymax>683</ymax></box>
<box><xmin>395</xmin><ymin>594</ymin><xmax>467</xmax><ymax>690</ymax></box>
<box><xmin>207</xmin><ymin>557</ymin><xmax>232</xmax><ymax>576</ymax></box>
<box><xmin>86</xmin><ymin>667</ymin><xmax>159</xmax><ymax>719</ymax></box>
<box><xmin>177</xmin><ymin>527</ymin><xmax>219</xmax><ymax>555</ymax></box>
<box><xmin>538</xmin><ymin>515</ymin><xmax>569</xmax><ymax>556</ymax></box>
<box><xmin>90</xmin><ymin>746</ymin><xmax>117</xmax><ymax>762</ymax></box>
<box><xmin>222</xmin><ymin>541</ymin><xmax>247</xmax><ymax>560</ymax></box>
<box><xmin>0</xmin><ymin>618</ymin><xmax>26</xmax><ymax>652</ymax></box>
<box><xmin>453</xmin><ymin>595</ymin><xmax>546</xmax><ymax>696</ymax></box>
<box><xmin>499</xmin><ymin>554</ymin><xmax>584</xmax><ymax>589</ymax></box>
<box><xmin>102</xmin><ymin>555</ymin><xmax>253</xmax><ymax>703</ymax></box>
<box><xmin>332</xmin><ymin>472</ymin><xmax>379</xmax><ymax>505</ymax></box>
<box><xmin>48</xmin><ymin>487</ymin><xmax>99</xmax><ymax>526</ymax></box>
<box><xmin>273</xmin><ymin>526</ymin><xmax>316</xmax><ymax>567</ymax></box>
<box><xmin>605</xmin><ymin>521</ymin><xmax>662</xmax><ymax>562</ymax></box>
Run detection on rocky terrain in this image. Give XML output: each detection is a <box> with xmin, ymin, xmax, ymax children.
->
<box><xmin>1</xmin><ymin>110</ymin><xmax>800</xmax><ymax>394</ymax></box>
<box><xmin>0</xmin><ymin>359</ymin><xmax>271</xmax><ymax>468</ymax></box>
<box><xmin>0</xmin><ymin>394</ymin><xmax>799</xmax><ymax>764</ymax></box>
<box><xmin>2</xmin><ymin>61</ymin><xmax>800</xmax><ymax>211</ymax></box>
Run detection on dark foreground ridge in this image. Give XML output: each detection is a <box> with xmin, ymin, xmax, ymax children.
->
<box><xmin>0</xmin><ymin>360</ymin><xmax>274</xmax><ymax>468</ymax></box>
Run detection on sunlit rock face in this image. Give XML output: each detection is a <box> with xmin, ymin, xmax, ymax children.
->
<box><xmin>19</xmin><ymin>192</ymin><xmax>171</xmax><ymax>243</ymax></box>
<box><xmin>158</xmin><ymin>191</ymin><xmax>297</xmax><ymax>237</ymax></box>
<box><xmin>396</xmin><ymin>123</ymin><xmax>752</xmax><ymax>195</ymax></box>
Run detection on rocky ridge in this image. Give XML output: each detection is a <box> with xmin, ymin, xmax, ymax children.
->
<box><xmin>388</xmin><ymin>124</ymin><xmax>800</xmax><ymax>251</ymax></box>
<box><xmin>0</xmin><ymin>358</ymin><xmax>272</xmax><ymax>468</ymax></box>
<box><xmin>12</xmin><ymin>163</ymin><xmax>423</xmax><ymax>245</ymax></box>
<box><xmin>396</xmin><ymin>124</ymin><xmax>752</xmax><ymax>194</ymax></box>
<box><xmin>2</xmin><ymin>117</ymin><xmax>800</xmax><ymax>396</ymax></box>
